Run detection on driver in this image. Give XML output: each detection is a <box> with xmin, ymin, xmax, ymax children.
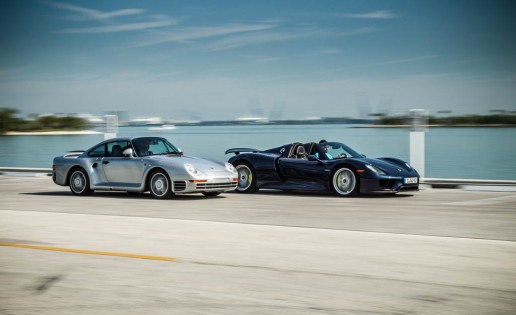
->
<box><xmin>134</xmin><ymin>139</ymin><xmax>152</xmax><ymax>156</ymax></box>
<box><xmin>314</xmin><ymin>139</ymin><xmax>333</xmax><ymax>160</ymax></box>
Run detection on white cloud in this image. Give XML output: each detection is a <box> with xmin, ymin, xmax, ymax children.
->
<box><xmin>58</xmin><ymin>18</ymin><xmax>175</xmax><ymax>34</ymax></box>
<box><xmin>320</xmin><ymin>55</ymin><xmax>440</xmax><ymax>74</ymax></box>
<box><xmin>207</xmin><ymin>27</ymin><xmax>373</xmax><ymax>51</ymax></box>
<box><xmin>130</xmin><ymin>24</ymin><xmax>277</xmax><ymax>48</ymax></box>
<box><xmin>339</xmin><ymin>10</ymin><xmax>399</xmax><ymax>19</ymax></box>
<box><xmin>46</xmin><ymin>2</ymin><xmax>174</xmax><ymax>33</ymax></box>
<box><xmin>45</xmin><ymin>1</ymin><xmax>146</xmax><ymax>21</ymax></box>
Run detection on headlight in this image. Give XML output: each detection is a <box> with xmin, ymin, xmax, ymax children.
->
<box><xmin>225</xmin><ymin>162</ymin><xmax>237</xmax><ymax>173</ymax></box>
<box><xmin>184</xmin><ymin>163</ymin><xmax>198</xmax><ymax>176</ymax></box>
<box><xmin>366</xmin><ymin>164</ymin><xmax>387</xmax><ymax>175</ymax></box>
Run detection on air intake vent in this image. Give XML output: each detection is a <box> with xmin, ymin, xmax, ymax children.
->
<box><xmin>173</xmin><ymin>181</ymin><xmax>186</xmax><ymax>192</ymax></box>
<box><xmin>196</xmin><ymin>182</ymin><xmax>237</xmax><ymax>190</ymax></box>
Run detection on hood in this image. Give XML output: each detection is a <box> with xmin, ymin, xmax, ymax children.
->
<box><xmin>149</xmin><ymin>155</ymin><xmax>229</xmax><ymax>175</ymax></box>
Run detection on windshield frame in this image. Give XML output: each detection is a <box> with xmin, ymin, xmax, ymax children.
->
<box><xmin>131</xmin><ymin>137</ymin><xmax>181</xmax><ymax>157</ymax></box>
<box><xmin>315</xmin><ymin>141</ymin><xmax>363</xmax><ymax>159</ymax></box>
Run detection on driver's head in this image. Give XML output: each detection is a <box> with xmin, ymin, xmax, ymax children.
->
<box><xmin>319</xmin><ymin>139</ymin><xmax>328</xmax><ymax>151</ymax></box>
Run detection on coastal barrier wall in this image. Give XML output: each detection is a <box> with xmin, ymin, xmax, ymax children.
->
<box><xmin>2</xmin><ymin>167</ymin><xmax>516</xmax><ymax>188</ymax></box>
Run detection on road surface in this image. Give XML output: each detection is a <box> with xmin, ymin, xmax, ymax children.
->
<box><xmin>1</xmin><ymin>175</ymin><xmax>515</xmax><ymax>314</ymax></box>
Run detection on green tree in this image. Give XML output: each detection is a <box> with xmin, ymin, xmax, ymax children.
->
<box><xmin>0</xmin><ymin>108</ymin><xmax>21</xmax><ymax>133</ymax></box>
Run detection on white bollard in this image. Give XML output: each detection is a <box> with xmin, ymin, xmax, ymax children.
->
<box><xmin>104</xmin><ymin>115</ymin><xmax>119</xmax><ymax>140</ymax></box>
<box><xmin>410</xmin><ymin>131</ymin><xmax>425</xmax><ymax>178</ymax></box>
<box><xmin>408</xmin><ymin>109</ymin><xmax>427</xmax><ymax>178</ymax></box>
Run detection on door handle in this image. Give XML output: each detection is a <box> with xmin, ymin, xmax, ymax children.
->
<box><xmin>102</xmin><ymin>161</ymin><xmax>110</xmax><ymax>164</ymax></box>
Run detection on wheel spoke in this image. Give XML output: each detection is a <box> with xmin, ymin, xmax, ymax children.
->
<box><xmin>151</xmin><ymin>173</ymin><xmax>169</xmax><ymax>197</ymax></box>
<box><xmin>236</xmin><ymin>166</ymin><xmax>252</xmax><ymax>191</ymax></box>
<box><xmin>333</xmin><ymin>168</ymin><xmax>356</xmax><ymax>196</ymax></box>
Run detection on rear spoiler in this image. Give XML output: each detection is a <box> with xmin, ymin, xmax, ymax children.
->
<box><xmin>225</xmin><ymin>148</ymin><xmax>260</xmax><ymax>155</ymax></box>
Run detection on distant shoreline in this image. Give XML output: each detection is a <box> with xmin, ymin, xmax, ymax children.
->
<box><xmin>353</xmin><ymin>124</ymin><xmax>516</xmax><ymax>128</ymax></box>
<box><xmin>3</xmin><ymin>130</ymin><xmax>102</xmax><ymax>136</ymax></box>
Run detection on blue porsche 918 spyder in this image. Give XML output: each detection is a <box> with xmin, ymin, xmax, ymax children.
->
<box><xmin>226</xmin><ymin>141</ymin><xmax>419</xmax><ymax>197</ymax></box>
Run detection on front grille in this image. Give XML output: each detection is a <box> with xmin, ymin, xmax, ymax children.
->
<box><xmin>379</xmin><ymin>178</ymin><xmax>395</xmax><ymax>188</ymax></box>
<box><xmin>196</xmin><ymin>182</ymin><xmax>237</xmax><ymax>190</ymax></box>
<box><xmin>173</xmin><ymin>181</ymin><xmax>186</xmax><ymax>192</ymax></box>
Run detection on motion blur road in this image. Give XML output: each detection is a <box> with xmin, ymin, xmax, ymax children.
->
<box><xmin>1</xmin><ymin>175</ymin><xmax>515</xmax><ymax>314</ymax></box>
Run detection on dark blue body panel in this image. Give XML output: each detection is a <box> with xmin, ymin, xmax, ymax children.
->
<box><xmin>227</xmin><ymin>142</ymin><xmax>420</xmax><ymax>194</ymax></box>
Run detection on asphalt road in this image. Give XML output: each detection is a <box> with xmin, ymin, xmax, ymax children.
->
<box><xmin>1</xmin><ymin>175</ymin><xmax>515</xmax><ymax>314</ymax></box>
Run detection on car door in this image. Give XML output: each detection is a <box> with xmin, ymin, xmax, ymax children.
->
<box><xmin>277</xmin><ymin>157</ymin><xmax>330</xmax><ymax>182</ymax></box>
<box><xmin>86</xmin><ymin>143</ymin><xmax>109</xmax><ymax>186</ymax></box>
<box><xmin>102</xmin><ymin>141</ymin><xmax>145</xmax><ymax>189</ymax></box>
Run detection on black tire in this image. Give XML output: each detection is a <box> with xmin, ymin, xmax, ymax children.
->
<box><xmin>234</xmin><ymin>162</ymin><xmax>258</xmax><ymax>193</ymax></box>
<box><xmin>202</xmin><ymin>192</ymin><xmax>221</xmax><ymax>197</ymax></box>
<box><xmin>69</xmin><ymin>168</ymin><xmax>93</xmax><ymax>196</ymax></box>
<box><xmin>330</xmin><ymin>166</ymin><xmax>359</xmax><ymax>197</ymax></box>
<box><xmin>148</xmin><ymin>170</ymin><xmax>174</xmax><ymax>199</ymax></box>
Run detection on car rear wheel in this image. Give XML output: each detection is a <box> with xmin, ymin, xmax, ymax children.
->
<box><xmin>331</xmin><ymin>167</ymin><xmax>359</xmax><ymax>197</ymax></box>
<box><xmin>234</xmin><ymin>162</ymin><xmax>258</xmax><ymax>193</ymax></box>
<box><xmin>69</xmin><ymin>168</ymin><xmax>93</xmax><ymax>196</ymax></box>
<box><xmin>149</xmin><ymin>170</ymin><xmax>174</xmax><ymax>199</ymax></box>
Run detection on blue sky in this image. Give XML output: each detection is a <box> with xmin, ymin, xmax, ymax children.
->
<box><xmin>1</xmin><ymin>0</ymin><xmax>515</xmax><ymax>120</ymax></box>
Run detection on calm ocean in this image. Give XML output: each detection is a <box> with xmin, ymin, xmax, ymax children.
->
<box><xmin>0</xmin><ymin>125</ymin><xmax>515</xmax><ymax>180</ymax></box>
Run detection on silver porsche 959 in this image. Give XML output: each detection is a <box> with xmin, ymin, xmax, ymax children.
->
<box><xmin>52</xmin><ymin>137</ymin><xmax>238</xmax><ymax>198</ymax></box>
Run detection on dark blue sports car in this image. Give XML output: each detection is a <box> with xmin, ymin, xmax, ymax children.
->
<box><xmin>226</xmin><ymin>141</ymin><xmax>419</xmax><ymax>197</ymax></box>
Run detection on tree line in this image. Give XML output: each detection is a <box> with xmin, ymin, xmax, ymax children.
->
<box><xmin>379</xmin><ymin>114</ymin><xmax>516</xmax><ymax>126</ymax></box>
<box><xmin>0</xmin><ymin>108</ymin><xmax>90</xmax><ymax>134</ymax></box>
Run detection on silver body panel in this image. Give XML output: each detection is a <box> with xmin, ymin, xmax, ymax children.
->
<box><xmin>53</xmin><ymin>137</ymin><xmax>237</xmax><ymax>194</ymax></box>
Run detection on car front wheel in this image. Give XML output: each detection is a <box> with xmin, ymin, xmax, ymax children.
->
<box><xmin>331</xmin><ymin>167</ymin><xmax>359</xmax><ymax>197</ymax></box>
<box><xmin>149</xmin><ymin>170</ymin><xmax>174</xmax><ymax>199</ymax></box>
<box><xmin>234</xmin><ymin>162</ymin><xmax>258</xmax><ymax>193</ymax></box>
<box><xmin>69</xmin><ymin>168</ymin><xmax>93</xmax><ymax>196</ymax></box>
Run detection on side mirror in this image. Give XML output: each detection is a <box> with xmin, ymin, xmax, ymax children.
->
<box><xmin>307</xmin><ymin>155</ymin><xmax>321</xmax><ymax>162</ymax></box>
<box><xmin>123</xmin><ymin>148</ymin><xmax>134</xmax><ymax>158</ymax></box>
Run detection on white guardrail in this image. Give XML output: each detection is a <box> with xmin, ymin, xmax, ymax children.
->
<box><xmin>0</xmin><ymin>167</ymin><xmax>53</xmax><ymax>174</ymax></box>
<box><xmin>1</xmin><ymin>167</ymin><xmax>516</xmax><ymax>187</ymax></box>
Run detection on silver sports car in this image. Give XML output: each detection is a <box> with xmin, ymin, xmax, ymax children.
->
<box><xmin>52</xmin><ymin>136</ymin><xmax>238</xmax><ymax>198</ymax></box>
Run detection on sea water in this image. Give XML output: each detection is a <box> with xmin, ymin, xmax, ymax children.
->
<box><xmin>0</xmin><ymin>125</ymin><xmax>514</xmax><ymax>180</ymax></box>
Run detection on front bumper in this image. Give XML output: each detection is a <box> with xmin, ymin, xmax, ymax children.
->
<box><xmin>360</xmin><ymin>176</ymin><xmax>419</xmax><ymax>193</ymax></box>
<box><xmin>171</xmin><ymin>177</ymin><xmax>238</xmax><ymax>194</ymax></box>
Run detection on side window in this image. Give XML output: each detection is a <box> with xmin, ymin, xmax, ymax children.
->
<box><xmin>107</xmin><ymin>141</ymin><xmax>131</xmax><ymax>157</ymax></box>
<box><xmin>88</xmin><ymin>144</ymin><xmax>106</xmax><ymax>157</ymax></box>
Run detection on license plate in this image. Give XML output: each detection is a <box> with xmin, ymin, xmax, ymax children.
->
<box><xmin>404</xmin><ymin>177</ymin><xmax>418</xmax><ymax>184</ymax></box>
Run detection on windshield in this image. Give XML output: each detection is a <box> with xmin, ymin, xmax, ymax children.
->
<box><xmin>131</xmin><ymin>137</ymin><xmax>181</xmax><ymax>157</ymax></box>
<box><xmin>314</xmin><ymin>142</ymin><xmax>362</xmax><ymax>160</ymax></box>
